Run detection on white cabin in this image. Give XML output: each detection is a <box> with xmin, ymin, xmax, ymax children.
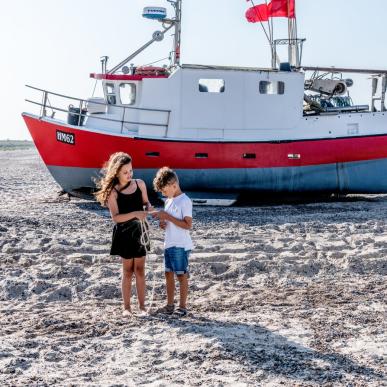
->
<box><xmin>86</xmin><ymin>65</ymin><xmax>305</xmax><ymax>140</ymax></box>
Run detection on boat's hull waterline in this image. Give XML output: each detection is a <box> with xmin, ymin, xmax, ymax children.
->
<box><xmin>23</xmin><ymin>114</ymin><xmax>387</xmax><ymax>194</ymax></box>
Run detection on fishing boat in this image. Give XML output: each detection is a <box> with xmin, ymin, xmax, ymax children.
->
<box><xmin>22</xmin><ymin>0</ymin><xmax>387</xmax><ymax>203</ymax></box>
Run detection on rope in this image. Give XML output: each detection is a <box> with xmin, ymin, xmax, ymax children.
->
<box><xmin>140</xmin><ymin>218</ymin><xmax>151</xmax><ymax>249</ymax></box>
<box><xmin>139</xmin><ymin>217</ymin><xmax>160</xmax><ymax>312</ymax></box>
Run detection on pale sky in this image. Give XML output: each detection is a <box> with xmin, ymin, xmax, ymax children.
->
<box><xmin>1</xmin><ymin>0</ymin><xmax>386</xmax><ymax>140</ymax></box>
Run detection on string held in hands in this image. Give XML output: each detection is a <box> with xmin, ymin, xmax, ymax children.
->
<box><xmin>138</xmin><ymin>205</ymin><xmax>162</xmax><ymax>312</ymax></box>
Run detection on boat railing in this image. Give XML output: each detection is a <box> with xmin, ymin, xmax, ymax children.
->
<box><xmin>25</xmin><ymin>85</ymin><xmax>171</xmax><ymax>132</ymax></box>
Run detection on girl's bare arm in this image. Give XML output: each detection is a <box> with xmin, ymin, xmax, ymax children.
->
<box><xmin>137</xmin><ymin>179</ymin><xmax>153</xmax><ymax>210</ymax></box>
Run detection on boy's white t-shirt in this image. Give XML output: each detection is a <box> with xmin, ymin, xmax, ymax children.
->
<box><xmin>164</xmin><ymin>193</ymin><xmax>193</xmax><ymax>250</ymax></box>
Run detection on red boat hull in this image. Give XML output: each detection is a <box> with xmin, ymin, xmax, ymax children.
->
<box><xmin>23</xmin><ymin>114</ymin><xmax>387</xmax><ymax>193</ymax></box>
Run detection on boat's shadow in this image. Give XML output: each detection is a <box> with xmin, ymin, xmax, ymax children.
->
<box><xmin>236</xmin><ymin>192</ymin><xmax>387</xmax><ymax>206</ymax></box>
<box><xmin>71</xmin><ymin>193</ymin><xmax>387</xmax><ymax>231</ymax></box>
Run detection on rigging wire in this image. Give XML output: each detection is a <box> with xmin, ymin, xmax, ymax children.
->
<box><xmin>143</xmin><ymin>57</ymin><xmax>171</xmax><ymax>67</ymax></box>
<box><xmin>247</xmin><ymin>0</ymin><xmax>272</xmax><ymax>45</ymax></box>
<box><xmin>91</xmin><ymin>79</ymin><xmax>98</xmax><ymax>97</ymax></box>
<box><xmin>264</xmin><ymin>0</ymin><xmax>273</xmax><ymax>44</ymax></box>
<box><xmin>45</xmin><ymin>96</ymin><xmax>55</xmax><ymax>117</ymax></box>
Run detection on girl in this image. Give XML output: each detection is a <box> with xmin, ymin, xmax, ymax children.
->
<box><xmin>95</xmin><ymin>152</ymin><xmax>152</xmax><ymax>317</ymax></box>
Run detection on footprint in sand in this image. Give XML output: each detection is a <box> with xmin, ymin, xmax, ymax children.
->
<box><xmin>31</xmin><ymin>280</ymin><xmax>55</xmax><ymax>295</ymax></box>
<box><xmin>95</xmin><ymin>266</ymin><xmax>116</xmax><ymax>279</ymax></box>
<box><xmin>87</xmin><ymin>284</ymin><xmax>120</xmax><ymax>300</ymax></box>
<box><xmin>39</xmin><ymin>237</ymin><xmax>52</xmax><ymax>246</ymax></box>
<box><xmin>203</xmin><ymin>245</ymin><xmax>221</xmax><ymax>252</ymax></box>
<box><xmin>4</xmin><ymin>357</ymin><xmax>32</xmax><ymax>372</ymax></box>
<box><xmin>44</xmin><ymin>351</ymin><xmax>62</xmax><ymax>362</ymax></box>
<box><xmin>44</xmin><ymin>286</ymin><xmax>73</xmax><ymax>302</ymax></box>
<box><xmin>329</xmin><ymin>251</ymin><xmax>346</xmax><ymax>259</ymax></box>
<box><xmin>243</xmin><ymin>259</ymin><xmax>267</xmax><ymax>274</ymax></box>
<box><xmin>55</xmin><ymin>265</ymin><xmax>87</xmax><ymax>279</ymax></box>
<box><xmin>2</xmin><ymin>280</ymin><xmax>29</xmax><ymax>300</ymax></box>
<box><xmin>209</xmin><ymin>262</ymin><xmax>230</xmax><ymax>275</ymax></box>
<box><xmin>68</xmin><ymin>254</ymin><xmax>94</xmax><ymax>265</ymax></box>
<box><xmin>294</xmin><ymin>261</ymin><xmax>321</xmax><ymax>277</ymax></box>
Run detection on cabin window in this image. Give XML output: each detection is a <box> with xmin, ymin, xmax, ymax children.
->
<box><xmin>105</xmin><ymin>83</ymin><xmax>116</xmax><ymax>105</ymax></box>
<box><xmin>259</xmin><ymin>81</ymin><xmax>285</xmax><ymax>95</ymax></box>
<box><xmin>119</xmin><ymin>83</ymin><xmax>136</xmax><ymax>105</ymax></box>
<box><xmin>198</xmin><ymin>79</ymin><xmax>225</xmax><ymax>93</ymax></box>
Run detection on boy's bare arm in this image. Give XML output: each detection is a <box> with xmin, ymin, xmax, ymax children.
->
<box><xmin>156</xmin><ymin>211</ymin><xmax>192</xmax><ymax>230</ymax></box>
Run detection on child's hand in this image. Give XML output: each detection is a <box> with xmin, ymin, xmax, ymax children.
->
<box><xmin>149</xmin><ymin>210</ymin><xmax>159</xmax><ymax>218</ymax></box>
<box><xmin>156</xmin><ymin>210</ymin><xmax>169</xmax><ymax>220</ymax></box>
<box><xmin>159</xmin><ymin>220</ymin><xmax>167</xmax><ymax>230</ymax></box>
<box><xmin>135</xmin><ymin>211</ymin><xmax>147</xmax><ymax>221</ymax></box>
<box><xmin>144</xmin><ymin>203</ymin><xmax>154</xmax><ymax>212</ymax></box>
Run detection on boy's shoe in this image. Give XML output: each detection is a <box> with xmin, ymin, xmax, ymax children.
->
<box><xmin>156</xmin><ymin>304</ymin><xmax>175</xmax><ymax>315</ymax></box>
<box><xmin>174</xmin><ymin>307</ymin><xmax>188</xmax><ymax>317</ymax></box>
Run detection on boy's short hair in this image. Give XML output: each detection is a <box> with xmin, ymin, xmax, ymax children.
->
<box><xmin>153</xmin><ymin>167</ymin><xmax>178</xmax><ymax>192</ymax></box>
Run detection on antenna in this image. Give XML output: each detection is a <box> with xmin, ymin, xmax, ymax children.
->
<box><xmin>107</xmin><ymin>1</ymin><xmax>182</xmax><ymax>74</ymax></box>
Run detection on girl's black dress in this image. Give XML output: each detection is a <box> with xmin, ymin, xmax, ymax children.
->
<box><xmin>110</xmin><ymin>180</ymin><xmax>149</xmax><ymax>258</ymax></box>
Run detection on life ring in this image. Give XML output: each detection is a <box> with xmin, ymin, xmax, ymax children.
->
<box><xmin>134</xmin><ymin>66</ymin><xmax>169</xmax><ymax>76</ymax></box>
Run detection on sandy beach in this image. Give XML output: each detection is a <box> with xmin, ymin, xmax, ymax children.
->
<box><xmin>0</xmin><ymin>148</ymin><xmax>386</xmax><ymax>386</ymax></box>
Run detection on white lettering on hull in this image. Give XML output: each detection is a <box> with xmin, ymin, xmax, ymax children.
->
<box><xmin>56</xmin><ymin>130</ymin><xmax>75</xmax><ymax>145</ymax></box>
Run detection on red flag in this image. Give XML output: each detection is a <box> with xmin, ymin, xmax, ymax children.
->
<box><xmin>269</xmin><ymin>0</ymin><xmax>295</xmax><ymax>18</ymax></box>
<box><xmin>245</xmin><ymin>3</ymin><xmax>269</xmax><ymax>22</ymax></box>
<box><xmin>245</xmin><ymin>0</ymin><xmax>295</xmax><ymax>23</ymax></box>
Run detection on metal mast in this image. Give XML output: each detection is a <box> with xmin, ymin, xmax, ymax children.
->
<box><xmin>288</xmin><ymin>9</ymin><xmax>299</xmax><ymax>67</ymax></box>
<box><xmin>168</xmin><ymin>0</ymin><xmax>182</xmax><ymax>67</ymax></box>
<box><xmin>273</xmin><ymin>1</ymin><xmax>304</xmax><ymax>69</ymax></box>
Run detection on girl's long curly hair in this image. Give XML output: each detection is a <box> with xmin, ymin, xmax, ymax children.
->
<box><xmin>94</xmin><ymin>152</ymin><xmax>132</xmax><ymax>206</ymax></box>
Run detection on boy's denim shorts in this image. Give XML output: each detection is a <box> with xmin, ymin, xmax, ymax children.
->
<box><xmin>164</xmin><ymin>247</ymin><xmax>190</xmax><ymax>275</ymax></box>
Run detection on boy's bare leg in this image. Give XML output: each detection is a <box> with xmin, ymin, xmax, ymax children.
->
<box><xmin>177</xmin><ymin>274</ymin><xmax>188</xmax><ymax>309</ymax></box>
<box><xmin>165</xmin><ymin>272</ymin><xmax>175</xmax><ymax>305</ymax></box>
<box><xmin>122</xmin><ymin>258</ymin><xmax>134</xmax><ymax>311</ymax></box>
<box><xmin>134</xmin><ymin>257</ymin><xmax>146</xmax><ymax>310</ymax></box>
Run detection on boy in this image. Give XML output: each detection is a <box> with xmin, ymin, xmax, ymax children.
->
<box><xmin>152</xmin><ymin>167</ymin><xmax>193</xmax><ymax>317</ymax></box>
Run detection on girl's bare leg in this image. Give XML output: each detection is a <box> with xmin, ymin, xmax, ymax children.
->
<box><xmin>122</xmin><ymin>258</ymin><xmax>134</xmax><ymax>311</ymax></box>
<box><xmin>134</xmin><ymin>257</ymin><xmax>146</xmax><ymax>310</ymax></box>
<box><xmin>165</xmin><ymin>272</ymin><xmax>175</xmax><ymax>306</ymax></box>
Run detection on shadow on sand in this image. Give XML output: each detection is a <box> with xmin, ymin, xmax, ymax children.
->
<box><xmin>151</xmin><ymin>314</ymin><xmax>383</xmax><ymax>384</ymax></box>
